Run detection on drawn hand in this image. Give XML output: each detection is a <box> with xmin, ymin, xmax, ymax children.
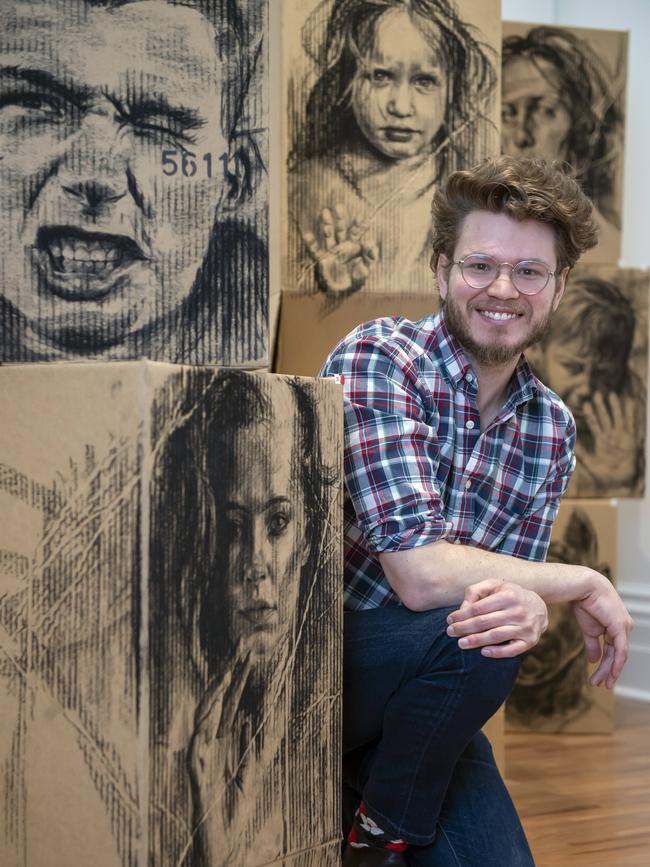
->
<box><xmin>572</xmin><ymin>571</ymin><xmax>633</xmax><ymax>688</ymax></box>
<box><xmin>446</xmin><ymin>579</ymin><xmax>549</xmax><ymax>658</ymax></box>
<box><xmin>188</xmin><ymin>647</ymin><xmax>253</xmax><ymax>866</ymax></box>
<box><xmin>576</xmin><ymin>392</ymin><xmax>640</xmax><ymax>491</ymax></box>
<box><xmin>302</xmin><ymin>204</ymin><xmax>378</xmax><ymax>293</ymax></box>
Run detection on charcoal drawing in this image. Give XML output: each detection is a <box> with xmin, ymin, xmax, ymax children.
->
<box><xmin>502</xmin><ymin>24</ymin><xmax>626</xmax><ymax>263</ymax></box>
<box><xmin>527</xmin><ymin>268</ymin><xmax>648</xmax><ymax>498</ymax></box>
<box><xmin>284</xmin><ymin>0</ymin><xmax>499</xmax><ymax>297</ymax></box>
<box><xmin>506</xmin><ymin>507</ymin><xmax>614</xmax><ymax>733</ymax></box>
<box><xmin>0</xmin><ymin>0</ymin><xmax>268</xmax><ymax>365</ymax></box>
<box><xmin>0</xmin><ymin>366</ymin><xmax>342</xmax><ymax>866</ymax></box>
<box><xmin>149</xmin><ymin>370</ymin><xmax>341</xmax><ymax>866</ymax></box>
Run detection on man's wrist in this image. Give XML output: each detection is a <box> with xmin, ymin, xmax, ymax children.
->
<box><xmin>570</xmin><ymin>565</ymin><xmax>604</xmax><ymax>602</ymax></box>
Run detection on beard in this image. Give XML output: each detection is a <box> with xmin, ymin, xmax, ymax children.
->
<box><xmin>442</xmin><ymin>294</ymin><xmax>556</xmax><ymax>367</ymax></box>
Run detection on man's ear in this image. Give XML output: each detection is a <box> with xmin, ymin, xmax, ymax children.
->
<box><xmin>436</xmin><ymin>253</ymin><xmax>450</xmax><ymax>301</ymax></box>
<box><xmin>552</xmin><ymin>266</ymin><xmax>570</xmax><ymax>311</ymax></box>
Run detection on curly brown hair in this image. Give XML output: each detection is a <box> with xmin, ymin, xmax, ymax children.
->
<box><xmin>431</xmin><ymin>156</ymin><xmax>598</xmax><ymax>271</ymax></box>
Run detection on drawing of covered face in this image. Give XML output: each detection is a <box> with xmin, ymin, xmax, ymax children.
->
<box><xmin>351</xmin><ymin>8</ymin><xmax>447</xmax><ymax>161</ymax></box>
<box><xmin>532</xmin><ymin>337</ymin><xmax>627</xmax><ymax>446</ymax></box>
<box><xmin>501</xmin><ymin>57</ymin><xmax>572</xmax><ymax>160</ymax></box>
<box><xmin>0</xmin><ymin>0</ymin><xmax>227</xmax><ymax>353</ymax></box>
<box><xmin>221</xmin><ymin>388</ymin><xmax>309</xmax><ymax>658</ymax></box>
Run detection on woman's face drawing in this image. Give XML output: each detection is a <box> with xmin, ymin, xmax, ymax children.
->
<box><xmin>351</xmin><ymin>9</ymin><xmax>447</xmax><ymax>161</ymax></box>
<box><xmin>221</xmin><ymin>400</ymin><xmax>308</xmax><ymax>658</ymax></box>
<box><xmin>501</xmin><ymin>56</ymin><xmax>572</xmax><ymax>160</ymax></box>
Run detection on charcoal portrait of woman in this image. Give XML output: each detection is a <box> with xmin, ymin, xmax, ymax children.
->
<box><xmin>502</xmin><ymin>24</ymin><xmax>626</xmax><ymax>263</ymax></box>
<box><xmin>149</xmin><ymin>370</ymin><xmax>341</xmax><ymax>866</ymax></box>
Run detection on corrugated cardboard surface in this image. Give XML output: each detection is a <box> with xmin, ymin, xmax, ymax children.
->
<box><xmin>0</xmin><ymin>362</ymin><xmax>342</xmax><ymax>867</ymax></box>
<box><xmin>502</xmin><ymin>21</ymin><xmax>627</xmax><ymax>265</ymax></box>
<box><xmin>283</xmin><ymin>0</ymin><xmax>501</xmax><ymax>297</ymax></box>
<box><xmin>0</xmin><ymin>2</ymin><xmax>268</xmax><ymax>367</ymax></box>
<box><xmin>527</xmin><ymin>265</ymin><xmax>648</xmax><ymax>499</ymax></box>
<box><xmin>274</xmin><ymin>290</ymin><xmax>440</xmax><ymax>377</ymax></box>
<box><xmin>506</xmin><ymin>499</ymin><xmax>617</xmax><ymax>735</ymax></box>
<box><xmin>483</xmin><ymin>706</ymin><xmax>505</xmax><ymax>776</ymax></box>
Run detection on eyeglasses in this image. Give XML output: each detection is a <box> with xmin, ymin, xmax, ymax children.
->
<box><xmin>453</xmin><ymin>253</ymin><xmax>556</xmax><ymax>296</ymax></box>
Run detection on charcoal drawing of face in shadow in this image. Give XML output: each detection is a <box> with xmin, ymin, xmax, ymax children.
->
<box><xmin>287</xmin><ymin>0</ymin><xmax>496</xmax><ymax>296</ymax></box>
<box><xmin>502</xmin><ymin>27</ymin><xmax>624</xmax><ymax>232</ymax></box>
<box><xmin>527</xmin><ymin>275</ymin><xmax>645</xmax><ymax>496</ymax></box>
<box><xmin>0</xmin><ymin>0</ymin><xmax>267</xmax><ymax>363</ymax></box>
<box><xmin>150</xmin><ymin>371</ymin><xmax>335</xmax><ymax>866</ymax></box>
<box><xmin>507</xmin><ymin>508</ymin><xmax>612</xmax><ymax>730</ymax></box>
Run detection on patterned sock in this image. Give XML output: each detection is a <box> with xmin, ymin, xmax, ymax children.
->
<box><xmin>347</xmin><ymin>802</ymin><xmax>408</xmax><ymax>852</ymax></box>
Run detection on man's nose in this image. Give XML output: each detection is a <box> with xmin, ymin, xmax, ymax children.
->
<box><xmin>387</xmin><ymin>82</ymin><xmax>413</xmax><ymax>117</ymax></box>
<box><xmin>486</xmin><ymin>266</ymin><xmax>521</xmax><ymax>300</ymax></box>
<box><xmin>57</xmin><ymin>112</ymin><xmax>129</xmax><ymax>212</ymax></box>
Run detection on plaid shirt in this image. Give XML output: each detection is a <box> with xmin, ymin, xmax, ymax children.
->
<box><xmin>320</xmin><ymin>311</ymin><xmax>576</xmax><ymax>611</ymax></box>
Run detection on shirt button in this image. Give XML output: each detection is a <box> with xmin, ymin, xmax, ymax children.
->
<box><xmin>454</xmin><ymin>539</ymin><xmax>461</xmax><ymax>545</ymax></box>
<box><xmin>465</xmin><ymin>480</ymin><xmax>471</xmax><ymax>490</ymax></box>
<box><xmin>465</xmin><ymin>372</ymin><xmax>474</xmax><ymax>382</ymax></box>
<box><xmin>465</xmin><ymin>420</ymin><xmax>475</xmax><ymax>430</ymax></box>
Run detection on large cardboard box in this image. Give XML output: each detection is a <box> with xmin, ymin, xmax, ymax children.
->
<box><xmin>0</xmin><ymin>1</ymin><xmax>268</xmax><ymax>367</ymax></box>
<box><xmin>0</xmin><ymin>362</ymin><xmax>343</xmax><ymax>867</ymax></box>
<box><xmin>506</xmin><ymin>499</ymin><xmax>617</xmax><ymax>735</ymax></box>
<box><xmin>274</xmin><ymin>290</ymin><xmax>440</xmax><ymax>376</ymax></box>
<box><xmin>502</xmin><ymin>21</ymin><xmax>627</xmax><ymax>265</ymax></box>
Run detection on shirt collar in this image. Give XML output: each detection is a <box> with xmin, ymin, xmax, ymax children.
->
<box><xmin>430</xmin><ymin>310</ymin><xmax>539</xmax><ymax>406</ymax></box>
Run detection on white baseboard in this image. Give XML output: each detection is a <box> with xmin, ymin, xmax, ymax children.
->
<box><xmin>615</xmin><ymin>684</ymin><xmax>650</xmax><ymax>702</ymax></box>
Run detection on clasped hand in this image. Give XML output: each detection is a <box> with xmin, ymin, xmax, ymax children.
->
<box><xmin>446</xmin><ymin>578</ymin><xmax>549</xmax><ymax>658</ymax></box>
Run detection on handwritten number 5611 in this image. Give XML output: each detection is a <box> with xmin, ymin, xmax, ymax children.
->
<box><xmin>162</xmin><ymin>150</ymin><xmax>214</xmax><ymax>178</ymax></box>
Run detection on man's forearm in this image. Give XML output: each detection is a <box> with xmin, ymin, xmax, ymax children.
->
<box><xmin>379</xmin><ymin>539</ymin><xmax>600</xmax><ymax>611</ymax></box>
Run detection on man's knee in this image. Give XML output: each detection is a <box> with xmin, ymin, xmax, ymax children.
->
<box><xmin>462</xmin><ymin>647</ymin><xmax>522</xmax><ymax>706</ymax></box>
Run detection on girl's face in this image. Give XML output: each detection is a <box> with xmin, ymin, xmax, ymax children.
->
<box><xmin>351</xmin><ymin>8</ymin><xmax>447</xmax><ymax>160</ymax></box>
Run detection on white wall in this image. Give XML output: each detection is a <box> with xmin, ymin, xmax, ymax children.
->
<box><xmin>503</xmin><ymin>0</ymin><xmax>650</xmax><ymax>699</ymax></box>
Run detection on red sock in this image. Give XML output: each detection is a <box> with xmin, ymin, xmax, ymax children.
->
<box><xmin>347</xmin><ymin>802</ymin><xmax>408</xmax><ymax>852</ymax></box>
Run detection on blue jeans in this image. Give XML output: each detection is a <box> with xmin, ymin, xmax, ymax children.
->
<box><xmin>343</xmin><ymin>605</ymin><xmax>535</xmax><ymax>865</ymax></box>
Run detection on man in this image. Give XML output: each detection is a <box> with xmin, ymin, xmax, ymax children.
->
<box><xmin>0</xmin><ymin>0</ymin><xmax>266</xmax><ymax>365</ymax></box>
<box><xmin>527</xmin><ymin>274</ymin><xmax>645</xmax><ymax>496</ymax></box>
<box><xmin>320</xmin><ymin>156</ymin><xmax>633</xmax><ymax>866</ymax></box>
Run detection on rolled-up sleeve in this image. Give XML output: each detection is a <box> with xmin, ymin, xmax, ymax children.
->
<box><xmin>321</xmin><ymin>333</ymin><xmax>452</xmax><ymax>553</ymax></box>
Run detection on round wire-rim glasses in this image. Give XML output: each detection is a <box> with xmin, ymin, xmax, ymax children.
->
<box><xmin>453</xmin><ymin>253</ymin><xmax>556</xmax><ymax>296</ymax></box>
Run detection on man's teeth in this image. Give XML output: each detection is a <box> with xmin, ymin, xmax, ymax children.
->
<box><xmin>49</xmin><ymin>239</ymin><xmax>123</xmax><ymax>274</ymax></box>
<box><xmin>481</xmin><ymin>310</ymin><xmax>518</xmax><ymax>320</ymax></box>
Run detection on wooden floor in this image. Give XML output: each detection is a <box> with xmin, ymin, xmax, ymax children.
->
<box><xmin>505</xmin><ymin>697</ymin><xmax>650</xmax><ymax>867</ymax></box>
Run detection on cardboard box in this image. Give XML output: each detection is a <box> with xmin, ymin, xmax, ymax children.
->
<box><xmin>526</xmin><ymin>265</ymin><xmax>648</xmax><ymax>498</ymax></box>
<box><xmin>283</xmin><ymin>0</ymin><xmax>501</xmax><ymax>297</ymax></box>
<box><xmin>0</xmin><ymin>1</ymin><xmax>268</xmax><ymax>367</ymax></box>
<box><xmin>274</xmin><ymin>290</ymin><xmax>440</xmax><ymax>377</ymax></box>
<box><xmin>502</xmin><ymin>21</ymin><xmax>627</xmax><ymax>265</ymax></box>
<box><xmin>483</xmin><ymin>706</ymin><xmax>505</xmax><ymax>776</ymax></box>
<box><xmin>506</xmin><ymin>499</ymin><xmax>617</xmax><ymax>735</ymax></box>
<box><xmin>0</xmin><ymin>362</ymin><xmax>343</xmax><ymax>867</ymax></box>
